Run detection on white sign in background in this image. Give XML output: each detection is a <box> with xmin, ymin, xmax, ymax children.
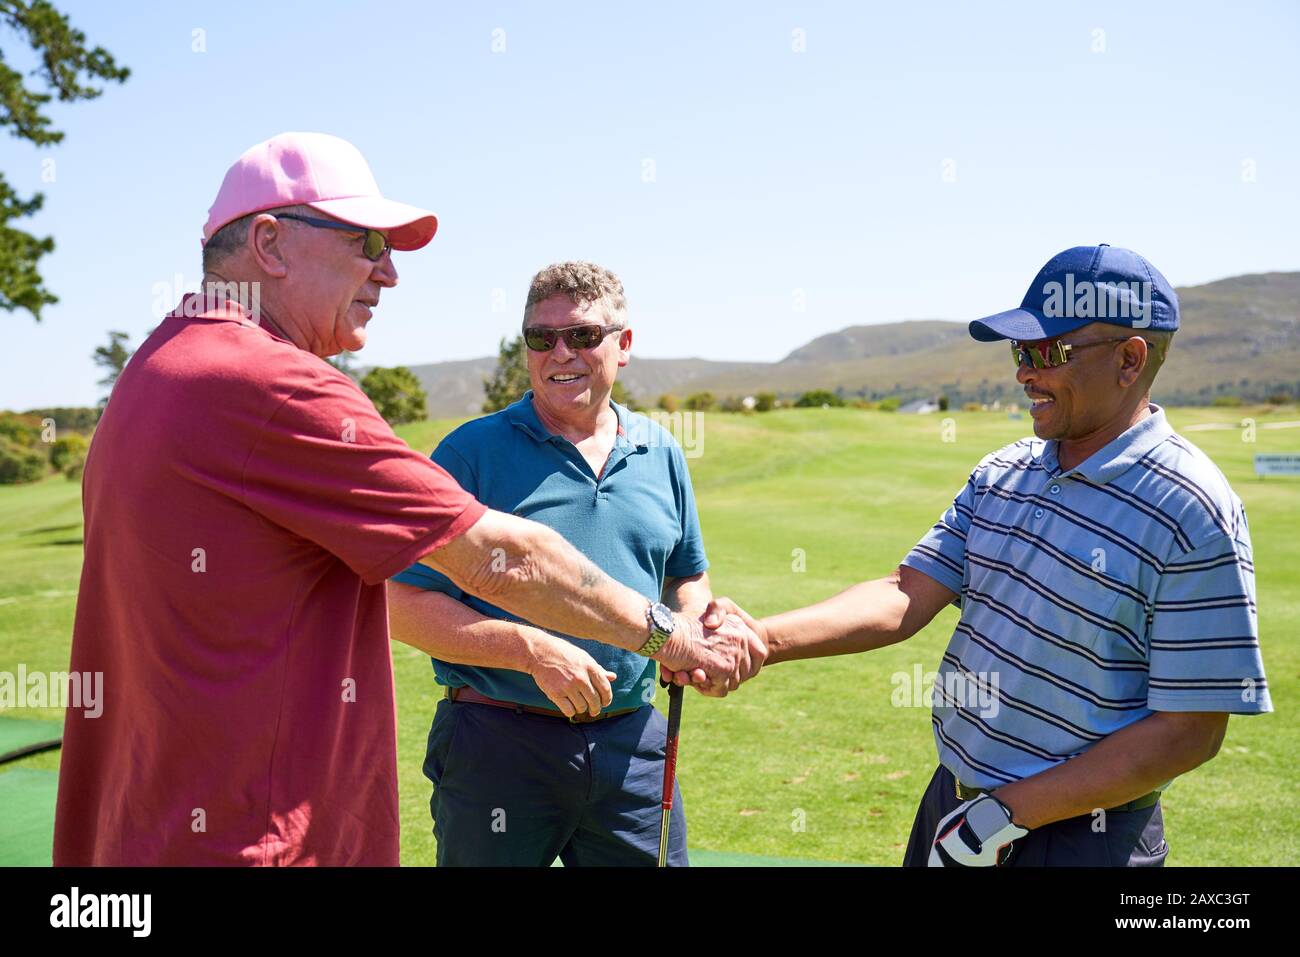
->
<box><xmin>1254</xmin><ymin>454</ymin><xmax>1300</xmax><ymax>476</ymax></box>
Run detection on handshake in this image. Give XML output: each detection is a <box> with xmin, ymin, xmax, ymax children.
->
<box><xmin>655</xmin><ymin>598</ymin><xmax>767</xmax><ymax>697</ymax></box>
<box><xmin>526</xmin><ymin>597</ymin><xmax>764</xmax><ymax>717</ymax></box>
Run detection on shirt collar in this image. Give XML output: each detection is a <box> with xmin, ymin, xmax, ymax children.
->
<box><xmin>505</xmin><ymin>391</ymin><xmax>638</xmax><ymax>446</ymax></box>
<box><xmin>167</xmin><ymin>291</ymin><xmax>257</xmax><ymax>324</ymax></box>
<box><xmin>1041</xmin><ymin>403</ymin><xmax>1172</xmax><ymax>484</ymax></box>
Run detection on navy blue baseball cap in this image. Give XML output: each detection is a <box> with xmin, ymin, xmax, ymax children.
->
<box><xmin>969</xmin><ymin>244</ymin><xmax>1179</xmax><ymax>342</ymax></box>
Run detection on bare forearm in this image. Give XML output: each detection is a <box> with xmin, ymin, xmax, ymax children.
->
<box><xmin>764</xmin><ymin>566</ymin><xmax>954</xmax><ymax>665</ymax></box>
<box><xmin>388</xmin><ymin>582</ymin><xmax>544</xmax><ymax>674</ymax></box>
<box><xmin>421</xmin><ymin>509</ymin><xmax>649</xmax><ymax>653</ymax></box>
<box><xmin>663</xmin><ymin>572</ymin><xmax>712</xmax><ymax>619</ymax></box>
<box><xmin>994</xmin><ymin>711</ymin><xmax>1228</xmax><ymax>830</ymax></box>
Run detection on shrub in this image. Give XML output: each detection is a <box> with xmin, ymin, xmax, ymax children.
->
<box><xmin>754</xmin><ymin>392</ymin><xmax>776</xmax><ymax>412</ymax></box>
<box><xmin>1211</xmin><ymin>395</ymin><xmax>1243</xmax><ymax>407</ymax></box>
<box><xmin>612</xmin><ymin>381</ymin><xmax>642</xmax><ymax>411</ymax></box>
<box><xmin>361</xmin><ymin>366</ymin><xmax>428</xmax><ymax>425</ymax></box>
<box><xmin>878</xmin><ymin>397</ymin><xmax>901</xmax><ymax>412</ymax></box>
<box><xmin>683</xmin><ymin>392</ymin><xmax>716</xmax><ymax>412</ymax></box>
<box><xmin>0</xmin><ymin>437</ymin><xmax>49</xmax><ymax>485</ymax></box>
<box><xmin>794</xmin><ymin>390</ymin><xmax>844</xmax><ymax>408</ymax></box>
<box><xmin>0</xmin><ymin>412</ymin><xmax>43</xmax><ymax>448</ymax></box>
<box><xmin>657</xmin><ymin>394</ymin><xmax>679</xmax><ymax>413</ymax></box>
<box><xmin>50</xmin><ymin>433</ymin><xmax>90</xmax><ymax>473</ymax></box>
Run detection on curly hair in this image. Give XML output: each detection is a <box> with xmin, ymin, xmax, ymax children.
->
<box><xmin>523</xmin><ymin>261</ymin><xmax>627</xmax><ymax>327</ymax></box>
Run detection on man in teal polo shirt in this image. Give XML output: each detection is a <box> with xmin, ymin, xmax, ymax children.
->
<box><xmin>390</xmin><ymin>261</ymin><xmax>744</xmax><ymax>866</ymax></box>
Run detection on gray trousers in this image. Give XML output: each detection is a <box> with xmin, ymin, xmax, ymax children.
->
<box><xmin>903</xmin><ymin>765</ymin><xmax>1169</xmax><ymax>866</ymax></box>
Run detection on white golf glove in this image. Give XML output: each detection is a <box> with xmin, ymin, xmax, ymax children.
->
<box><xmin>928</xmin><ymin>794</ymin><xmax>1029</xmax><ymax>867</ymax></box>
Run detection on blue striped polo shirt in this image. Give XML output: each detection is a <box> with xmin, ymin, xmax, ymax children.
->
<box><xmin>901</xmin><ymin>404</ymin><xmax>1272</xmax><ymax>789</ymax></box>
<box><xmin>392</xmin><ymin>392</ymin><xmax>709</xmax><ymax>713</ymax></box>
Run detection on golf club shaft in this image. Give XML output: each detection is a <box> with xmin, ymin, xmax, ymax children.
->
<box><xmin>658</xmin><ymin>682</ymin><xmax>684</xmax><ymax>867</ymax></box>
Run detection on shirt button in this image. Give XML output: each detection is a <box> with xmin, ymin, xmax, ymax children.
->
<box><xmin>1034</xmin><ymin>508</ymin><xmax>1045</xmax><ymax>519</ymax></box>
<box><xmin>1049</xmin><ymin>485</ymin><xmax>1061</xmax><ymax>495</ymax></box>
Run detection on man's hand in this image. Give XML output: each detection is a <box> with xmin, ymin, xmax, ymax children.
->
<box><xmin>928</xmin><ymin>794</ymin><xmax>1029</xmax><ymax>867</ymax></box>
<box><xmin>656</xmin><ymin>599</ymin><xmax>768</xmax><ymax>696</ymax></box>
<box><xmin>525</xmin><ymin>631</ymin><xmax>616</xmax><ymax>718</ymax></box>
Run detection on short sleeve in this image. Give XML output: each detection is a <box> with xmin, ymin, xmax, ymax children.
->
<box><xmin>240</xmin><ymin>371</ymin><xmax>486</xmax><ymax>586</ymax></box>
<box><xmin>391</xmin><ymin>441</ymin><xmax>478</xmax><ymax>597</ymax></box>
<box><xmin>664</xmin><ymin>442</ymin><xmax>709</xmax><ymax>579</ymax></box>
<box><xmin>1147</xmin><ymin>527</ymin><xmax>1272</xmax><ymax>714</ymax></box>
<box><xmin>900</xmin><ymin>469</ymin><xmax>976</xmax><ymax>600</ymax></box>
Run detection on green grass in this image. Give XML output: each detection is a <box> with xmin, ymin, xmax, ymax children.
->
<box><xmin>2</xmin><ymin>406</ymin><xmax>1296</xmax><ymax>865</ymax></box>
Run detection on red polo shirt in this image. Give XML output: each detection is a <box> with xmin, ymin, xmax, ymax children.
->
<box><xmin>53</xmin><ymin>296</ymin><xmax>486</xmax><ymax>866</ymax></box>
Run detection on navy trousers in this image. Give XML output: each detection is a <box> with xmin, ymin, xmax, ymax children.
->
<box><xmin>424</xmin><ymin>696</ymin><xmax>689</xmax><ymax>866</ymax></box>
<box><xmin>902</xmin><ymin>765</ymin><xmax>1169</xmax><ymax>866</ymax></box>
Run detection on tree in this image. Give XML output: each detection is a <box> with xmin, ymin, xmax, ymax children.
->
<box><xmin>794</xmin><ymin>390</ymin><xmax>844</xmax><ymax>408</ymax></box>
<box><xmin>2</xmin><ymin>0</ymin><xmax>129</xmax><ymax>319</ymax></box>
<box><xmin>360</xmin><ymin>366</ymin><xmax>428</xmax><ymax>425</ymax></box>
<box><xmin>611</xmin><ymin>380</ymin><xmax>640</xmax><ymax>411</ymax></box>
<box><xmin>92</xmin><ymin>329</ymin><xmax>131</xmax><ymax>406</ymax></box>
<box><xmin>50</xmin><ymin>429</ymin><xmax>87</xmax><ymax>477</ymax></box>
<box><xmin>754</xmin><ymin>392</ymin><xmax>776</xmax><ymax>412</ymax></box>
<box><xmin>0</xmin><ymin>436</ymin><xmax>47</xmax><ymax>483</ymax></box>
<box><xmin>326</xmin><ymin>351</ymin><xmax>359</xmax><ymax>379</ymax></box>
<box><xmin>683</xmin><ymin>392</ymin><xmax>715</xmax><ymax>411</ymax></box>
<box><xmin>657</xmin><ymin>394</ymin><xmax>679</xmax><ymax>413</ymax></box>
<box><xmin>482</xmin><ymin>334</ymin><xmax>530</xmax><ymax>413</ymax></box>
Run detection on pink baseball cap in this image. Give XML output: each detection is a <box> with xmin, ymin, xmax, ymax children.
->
<box><xmin>202</xmin><ymin>132</ymin><xmax>438</xmax><ymax>251</ymax></box>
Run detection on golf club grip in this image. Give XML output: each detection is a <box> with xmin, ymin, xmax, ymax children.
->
<box><xmin>665</xmin><ymin>682</ymin><xmax>684</xmax><ymax>739</ymax></box>
<box><xmin>660</xmin><ymin>683</ymin><xmax>684</xmax><ymax>811</ymax></box>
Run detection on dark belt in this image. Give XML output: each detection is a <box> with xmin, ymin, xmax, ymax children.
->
<box><xmin>446</xmin><ymin>685</ymin><xmax>639</xmax><ymax>724</ymax></box>
<box><xmin>954</xmin><ymin>778</ymin><xmax>1160</xmax><ymax>814</ymax></box>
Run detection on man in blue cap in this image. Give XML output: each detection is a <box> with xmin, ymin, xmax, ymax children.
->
<box><xmin>692</xmin><ymin>245</ymin><xmax>1272</xmax><ymax>866</ymax></box>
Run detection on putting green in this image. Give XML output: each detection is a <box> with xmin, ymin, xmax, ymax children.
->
<box><xmin>0</xmin><ymin>768</ymin><xmax>57</xmax><ymax>866</ymax></box>
<box><xmin>549</xmin><ymin>849</ymin><xmax>861</xmax><ymax>866</ymax></box>
<box><xmin>0</xmin><ymin>716</ymin><xmax>63</xmax><ymax>763</ymax></box>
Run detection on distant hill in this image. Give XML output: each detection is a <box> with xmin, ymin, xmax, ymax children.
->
<box><xmin>405</xmin><ymin>356</ymin><xmax>768</xmax><ymax>418</ymax></box>
<box><xmin>401</xmin><ymin>272</ymin><xmax>1300</xmax><ymax>416</ymax></box>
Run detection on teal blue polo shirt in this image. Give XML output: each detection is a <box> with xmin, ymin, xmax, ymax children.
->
<box><xmin>392</xmin><ymin>392</ymin><xmax>709</xmax><ymax>712</ymax></box>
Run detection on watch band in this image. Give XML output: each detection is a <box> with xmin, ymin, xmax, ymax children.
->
<box><xmin>636</xmin><ymin>602</ymin><xmax>673</xmax><ymax>657</ymax></box>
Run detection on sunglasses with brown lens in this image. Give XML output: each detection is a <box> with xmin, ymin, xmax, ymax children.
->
<box><xmin>523</xmin><ymin>323</ymin><xmax>624</xmax><ymax>352</ymax></box>
<box><xmin>1011</xmin><ymin>335</ymin><xmax>1152</xmax><ymax>370</ymax></box>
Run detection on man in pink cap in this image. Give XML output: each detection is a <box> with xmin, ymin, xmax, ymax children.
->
<box><xmin>53</xmin><ymin>132</ymin><xmax>764</xmax><ymax>866</ymax></box>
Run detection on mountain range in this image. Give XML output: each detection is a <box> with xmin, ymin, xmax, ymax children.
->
<box><xmin>402</xmin><ymin>272</ymin><xmax>1300</xmax><ymax>417</ymax></box>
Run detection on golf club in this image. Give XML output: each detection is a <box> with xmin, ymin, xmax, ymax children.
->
<box><xmin>657</xmin><ymin>682</ymin><xmax>684</xmax><ymax>867</ymax></box>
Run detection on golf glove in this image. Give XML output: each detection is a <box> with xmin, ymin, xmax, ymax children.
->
<box><xmin>928</xmin><ymin>794</ymin><xmax>1028</xmax><ymax>867</ymax></box>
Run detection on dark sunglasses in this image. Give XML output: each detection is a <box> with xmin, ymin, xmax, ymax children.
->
<box><xmin>1011</xmin><ymin>335</ymin><xmax>1150</xmax><ymax>370</ymax></box>
<box><xmin>523</xmin><ymin>323</ymin><xmax>623</xmax><ymax>352</ymax></box>
<box><xmin>275</xmin><ymin>213</ymin><xmax>392</xmax><ymax>261</ymax></box>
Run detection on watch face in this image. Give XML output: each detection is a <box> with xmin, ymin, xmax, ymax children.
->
<box><xmin>651</xmin><ymin>602</ymin><xmax>675</xmax><ymax>633</ymax></box>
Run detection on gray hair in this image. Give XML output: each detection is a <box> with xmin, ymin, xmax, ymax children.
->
<box><xmin>201</xmin><ymin>204</ymin><xmax>316</xmax><ymax>273</ymax></box>
<box><xmin>523</xmin><ymin>261</ymin><xmax>626</xmax><ymax>328</ymax></box>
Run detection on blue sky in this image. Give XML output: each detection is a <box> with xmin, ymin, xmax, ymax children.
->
<box><xmin>4</xmin><ymin>0</ymin><xmax>1298</xmax><ymax>409</ymax></box>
